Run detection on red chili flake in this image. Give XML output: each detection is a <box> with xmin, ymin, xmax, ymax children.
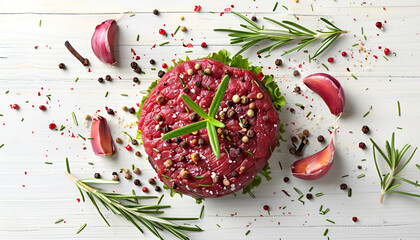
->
<box><xmin>373</xmin><ymin>55</ymin><xmax>378</xmax><ymax>59</ymax></box>
<box><xmin>162</xmin><ymin>63</ymin><xmax>168</xmax><ymax>68</ymax></box>
<box><xmin>39</xmin><ymin>105</ymin><xmax>46</xmax><ymax>110</ymax></box>
<box><xmin>76</xmin><ymin>198</ymin><xmax>81</xmax><ymax>203</ymax></box>
<box><xmin>327</xmin><ymin>57</ymin><xmax>334</xmax><ymax>63</ymax></box>
<box><xmin>142</xmin><ymin>187</ymin><xmax>148</xmax><ymax>193</ymax></box>
<box><xmin>384</xmin><ymin>48</ymin><xmax>390</xmax><ymax>55</ymax></box>
<box><xmin>263</xmin><ymin>205</ymin><xmax>269</xmax><ymax>211</ymax></box>
<box><xmin>34</xmin><ymin>46</ymin><xmax>38</xmax><ymax>49</ymax></box>
<box><xmin>341</xmin><ymin>51</ymin><xmax>347</xmax><ymax>57</ymax></box>
<box><xmin>135</xmin><ymin>56</ymin><xmax>140</xmax><ymax>60</ymax></box>
<box><xmin>194</xmin><ymin>5</ymin><xmax>201</xmax><ymax>12</ymax></box>
<box><xmin>158</xmin><ymin>29</ymin><xmax>166</xmax><ymax>35</ymax></box>
<box><xmin>125</xmin><ymin>145</ymin><xmax>132</xmax><ymax>151</ymax></box>
<box><xmin>201</xmin><ymin>42</ymin><xmax>207</xmax><ymax>48</ymax></box>
<box><xmin>224</xmin><ymin>8</ymin><xmax>231</xmax><ymax>12</ymax></box>
<box><xmin>375</xmin><ymin>21</ymin><xmax>382</xmax><ymax>29</ymax></box>
<box><xmin>352</xmin><ymin>217</ymin><xmax>358</xmax><ymax>222</ymax></box>
<box><xmin>49</xmin><ymin>123</ymin><xmax>56</xmax><ymax>130</ymax></box>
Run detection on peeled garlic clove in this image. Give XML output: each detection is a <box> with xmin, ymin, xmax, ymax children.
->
<box><xmin>91</xmin><ymin>19</ymin><xmax>117</xmax><ymax>65</ymax></box>
<box><xmin>291</xmin><ymin>131</ymin><xmax>336</xmax><ymax>180</ymax></box>
<box><xmin>303</xmin><ymin>73</ymin><xmax>345</xmax><ymax>116</ymax></box>
<box><xmin>91</xmin><ymin>115</ymin><xmax>115</xmax><ymax>156</ymax></box>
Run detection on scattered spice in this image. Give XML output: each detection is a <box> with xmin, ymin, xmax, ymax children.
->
<box><xmin>64</xmin><ymin>41</ymin><xmax>89</xmax><ymax>66</ymax></box>
<box><xmin>76</xmin><ymin>223</ymin><xmax>87</xmax><ymax>234</ymax></box>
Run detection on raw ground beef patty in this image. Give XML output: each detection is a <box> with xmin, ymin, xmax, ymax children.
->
<box><xmin>138</xmin><ymin>58</ymin><xmax>280</xmax><ymax>198</ymax></box>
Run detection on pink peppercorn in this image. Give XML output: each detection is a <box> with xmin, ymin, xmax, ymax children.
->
<box><xmin>125</xmin><ymin>145</ymin><xmax>132</xmax><ymax>151</ymax></box>
<box><xmin>263</xmin><ymin>205</ymin><xmax>269</xmax><ymax>211</ymax></box>
<box><xmin>352</xmin><ymin>217</ymin><xmax>358</xmax><ymax>222</ymax></box>
<box><xmin>39</xmin><ymin>105</ymin><xmax>46</xmax><ymax>110</ymax></box>
<box><xmin>327</xmin><ymin>57</ymin><xmax>334</xmax><ymax>63</ymax></box>
<box><xmin>341</xmin><ymin>52</ymin><xmax>347</xmax><ymax>57</ymax></box>
<box><xmin>158</xmin><ymin>29</ymin><xmax>166</xmax><ymax>35</ymax></box>
<box><xmin>49</xmin><ymin>123</ymin><xmax>56</xmax><ymax>130</ymax></box>
<box><xmin>142</xmin><ymin>187</ymin><xmax>148</xmax><ymax>193</ymax></box>
<box><xmin>384</xmin><ymin>48</ymin><xmax>390</xmax><ymax>55</ymax></box>
<box><xmin>12</xmin><ymin>104</ymin><xmax>19</xmax><ymax>109</ymax></box>
<box><xmin>201</xmin><ymin>42</ymin><xmax>207</xmax><ymax>48</ymax></box>
<box><xmin>375</xmin><ymin>21</ymin><xmax>382</xmax><ymax>29</ymax></box>
<box><xmin>162</xmin><ymin>63</ymin><xmax>168</xmax><ymax>68</ymax></box>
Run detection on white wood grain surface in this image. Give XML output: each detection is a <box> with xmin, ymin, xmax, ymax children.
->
<box><xmin>1</xmin><ymin>0</ymin><xmax>420</xmax><ymax>239</ymax></box>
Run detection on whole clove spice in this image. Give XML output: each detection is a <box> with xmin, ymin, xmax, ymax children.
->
<box><xmin>64</xmin><ymin>41</ymin><xmax>89</xmax><ymax>66</ymax></box>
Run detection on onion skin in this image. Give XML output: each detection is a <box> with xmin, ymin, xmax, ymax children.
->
<box><xmin>303</xmin><ymin>73</ymin><xmax>345</xmax><ymax>116</ymax></box>
<box><xmin>291</xmin><ymin>132</ymin><xmax>335</xmax><ymax>180</ymax></box>
<box><xmin>91</xmin><ymin>19</ymin><xmax>117</xmax><ymax>65</ymax></box>
<box><xmin>90</xmin><ymin>115</ymin><xmax>115</xmax><ymax>156</ymax></box>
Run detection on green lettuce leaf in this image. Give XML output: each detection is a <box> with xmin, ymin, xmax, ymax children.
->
<box><xmin>242</xmin><ymin>163</ymin><xmax>272</xmax><ymax>197</ymax></box>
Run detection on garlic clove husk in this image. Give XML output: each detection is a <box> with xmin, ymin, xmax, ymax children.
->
<box><xmin>303</xmin><ymin>73</ymin><xmax>345</xmax><ymax>116</ymax></box>
<box><xmin>90</xmin><ymin>115</ymin><xmax>115</xmax><ymax>156</ymax></box>
<box><xmin>291</xmin><ymin>131</ymin><xmax>336</xmax><ymax>180</ymax></box>
<box><xmin>91</xmin><ymin>19</ymin><xmax>117</xmax><ymax>65</ymax></box>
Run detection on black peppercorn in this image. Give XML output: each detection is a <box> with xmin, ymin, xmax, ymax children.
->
<box><xmin>293</xmin><ymin>70</ymin><xmax>299</xmax><ymax>76</ymax></box>
<box><xmin>340</xmin><ymin>183</ymin><xmax>347</xmax><ymax>190</ymax></box>
<box><xmin>283</xmin><ymin>177</ymin><xmax>290</xmax><ymax>183</ymax></box>
<box><xmin>180</xmin><ymin>141</ymin><xmax>188</xmax><ymax>148</ymax></box>
<box><xmin>107</xmin><ymin>108</ymin><xmax>114</xmax><ymax>115</ymax></box>
<box><xmin>357</xmin><ymin>165</ymin><xmax>362</xmax><ymax>169</ymax></box>
<box><xmin>275</xmin><ymin>59</ymin><xmax>282</xmax><ymax>66</ymax></box>
<box><xmin>294</xmin><ymin>86</ymin><xmax>301</xmax><ymax>94</ymax></box>
<box><xmin>105</xmin><ymin>75</ymin><xmax>111</xmax><ymax>81</ymax></box>
<box><xmin>130</xmin><ymin>62</ymin><xmax>138</xmax><ymax>69</ymax></box>
<box><xmin>306</xmin><ymin>193</ymin><xmax>313</xmax><ymax>200</ymax></box>
<box><xmin>98</xmin><ymin>77</ymin><xmax>104</xmax><ymax>83</ymax></box>
<box><xmin>317</xmin><ymin>135</ymin><xmax>325</xmax><ymax>142</ymax></box>
<box><xmin>189</xmin><ymin>112</ymin><xmax>198</xmax><ymax>122</ymax></box>
<box><xmin>155</xmin><ymin>186</ymin><xmax>161</xmax><ymax>192</ymax></box>
<box><xmin>133</xmin><ymin>77</ymin><xmax>139</xmax><ymax>83</ymax></box>
<box><xmin>94</xmin><ymin>173</ymin><xmax>101</xmax><ymax>179</ymax></box>
<box><xmin>158</xmin><ymin>70</ymin><xmax>165</xmax><ymax>78</ymax></box>
<box><xmin>134</xmin><ymin>179</ymin><xmax>141</xmax><ymax>186</ymax></box>
<box><xmin>131</xmin><ymin>139</ymin><xmax>138</xmax><ymax>145</ymax></box>
<box><xmin>134</xmin><ymin>67</ymin><xmax>142</xmax><ymax>73</ymax></box>
<box><xmin>232</xmin><ymin>171</ymin><xmax>238</xmax><ymax>177</ymax></box>
<box><xmin>58</xmin><ymin>63</ymin><xmax>66</xmax><ymax>69</ymax></box>
<box><xmin>153</xmin><ymin>9</ymin><xmax>159</xmax><ymax>15</ymax></box>
<box><xmin>148</xmin><ymin>178</ymin><xmax>155</xmax><ymax>185</ymax></box>
<box><xmin>183</xmin><ymin>87</ymin><xmax>190</xmax><ymax>93</ymax></box>
<box><xmin>197</xmin><ymin>138</ymin><xmax>205</xmax><ymax>145</ymax></box>
<box><xmin>226</xmin><ymin>100</ymin><xmax>234</xmax><ymax>107</ymax></box>
<box><xmin>163</xmin><ymin>125</ymin><xmax>171</xmax><ymax>133</ymax></box>
<box><xmin>359</xmin><ymin>142</ymin><xmax>366</xmax><ymax>149</ymax></box>
<box><xmin>166</xmin><ymin>139</ymin><xmax>171</xmax><ymax>143</ymax></box>
<box><xmin>112</xmin><ymin>172</ymin><xmax>118</xmax><ymax>176</ymax></box>
<box><xmin>135</xmin><ymin>151</ymin><xmax>141</xmax><ymax>157</ymax></box>
<box><xmin>149</xmin><ymin>59</ymin><xmax>156</xmax><ymax>65</ymax></box>
<box><xmin>251</xmin><ymin>16</ymin><xmax>257</xmax><ymax>21</ymax></box>
<box><xmin>175</xmin><ymin>137</ymin><xmax>182</xmax><ymax>143</ymax></box>
<box><xmin>195</xmin><ymin>81</ymin><xmax>202</xmax><ymax>87</ymax></box>
<box><xmin>362</xmin><ymin>125</ymin><xmax>369</xmax><ymax>134</ymax></box>
<box><xmin>128</xmin><ymin>107</ymin><xmax>135</xmax><ymax>114</ymax></box>
<box><xmin>179</xmin><ymin>155</ymin><xmax>186</xmax><ymax>161</ymax></box>
<box><xmin>291</xmin><ymin>136</ymin><xmax>298</xmax><ymax>143</ymax></box>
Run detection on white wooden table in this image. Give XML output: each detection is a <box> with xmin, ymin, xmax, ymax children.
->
<box><xmin>1</xmin><ymin>0</ymin><xmax>420</xmax><ymax>239</ymax></box>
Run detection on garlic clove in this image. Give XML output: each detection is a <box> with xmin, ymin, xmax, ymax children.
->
<box><xmin>91</xmin><ymin>19</ymin><xmax>117</xmax><ymax>65</ymax></box>
<box><xmin>303</xmin><ymin>73</ymin><xmax>345</xmax><ymax>116</ymax></box>
<box><xmin>90</xmin><ymin>115</ymin><xmax>115</xmax><ymax>156</ymax></box>
<box><xmin>291</xmin><ymin>131</ymin><xmax>336</xmax><ymax>180</ymax></box>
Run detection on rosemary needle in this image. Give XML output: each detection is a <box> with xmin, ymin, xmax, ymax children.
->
<box><xmin>215</xmin><ymin>11</ymin><xmax>347</xmax><ymax>59</ymax></box>
<box><xmin>76</xmin><ymin>223</ymin><xmax>87</xmax><ymax>234</ymax></box>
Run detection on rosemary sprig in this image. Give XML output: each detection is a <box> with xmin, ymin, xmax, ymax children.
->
<box><xmin>161</xmin><ymin>75</ymin><xmax>230</xmax><ymax>158</ymax></box>
<box><xmin>370</xmin><ymin>132</ymin><xmax>419</xmax><ymax>203</ymax></box>
<box><xmin>65</xmin><ymin>161</ymin><xmax>202</xmax><ymax>239</ymax></box>
<box><xmin>214</xmin><ymin>11</ymin><xmax>347</xmax><ymax>59</ymax></box>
